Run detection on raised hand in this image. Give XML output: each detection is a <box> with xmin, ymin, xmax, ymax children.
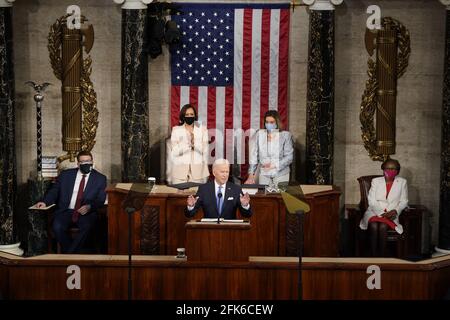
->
<box><xmin>187</xmin><ymin>195</ymin><xmax>199</xmax><ymax>207</ymax></box>
<box><xmin>240</xmin><ymin>192</ymin><xmax>250</xmax><ymax>207</ymax></box>
<box><xmin>244</xmin><ymin>174</ymin><xmax>255</xmax><ymax>184</ymax></box>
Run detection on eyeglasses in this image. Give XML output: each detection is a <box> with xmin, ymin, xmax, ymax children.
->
<box><xmin>79</xmin><ymin>161</ymin><xmax>93</xmax><ymax>165</ymax></box>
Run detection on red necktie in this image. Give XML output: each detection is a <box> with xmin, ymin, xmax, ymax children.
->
<box><xmin>72</xmin><ymin>174</ymin><xmax>86</xmax><ymax>223</ymax></box>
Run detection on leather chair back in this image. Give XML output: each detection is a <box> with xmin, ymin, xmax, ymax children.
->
<box><xmin>357</xmin><ymin>175</ymin><xmax>383</xmax><ymax>213</ymax></box>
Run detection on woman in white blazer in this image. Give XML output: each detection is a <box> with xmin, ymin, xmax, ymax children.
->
<box><xmin>167</xmin><ymin>104</ymin><xmax>210</xmax><ymax>184</ymax></box>
<box><xmin>359</xmin><ymin>159</ymin><xmax>408</xmax><ymax>256</ymax></box>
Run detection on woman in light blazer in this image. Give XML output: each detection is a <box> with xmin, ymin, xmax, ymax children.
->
<box><xmin>359</xmin><ymin>159</ymin><xmax>408</xmax><ymax>256</ymax></box>
<box><xmin>244</xmin><ymin>110</ymin><xmax>294</xmax><ymax>186</ymax></box>
<box><xmin>167</xmin><ymin>104</ymin><xmax>210</xmax><ymax>184</ymax></box>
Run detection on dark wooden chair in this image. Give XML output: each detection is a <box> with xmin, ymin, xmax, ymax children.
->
<box><xmin>346</xmin><ymin>175</ymin><xmax>425</xmax><ymax>258</ymax></box>
<box><xmin>47</xmin><ymin>206</ymin><xmax>108</xmax><ymax>254</ymax></box>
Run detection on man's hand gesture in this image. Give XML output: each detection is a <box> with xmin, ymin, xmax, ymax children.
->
<box><xmin>240</xmin><ymin>193</ymin><xmax>250</xmax><ymax>207</ymax></box>
<box><xmin>187</xmin><ymin>195</ymin><xmax>199</xmax><ymax>207</ymax></box>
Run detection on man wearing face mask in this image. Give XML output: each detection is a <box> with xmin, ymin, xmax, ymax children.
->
<box><xmin>245</xmin><ymin>110</ymin><xmax>294</xmax><ymax>186</ymax></box>
<box><xmin>34</xmin><ymin>151</ymin><xmax>107</xmax><ymax>253</ymax></box>
<box><xmin>167</xmin><ymin>103</ymin><xmax>210</xmax><ymax>184</ymax></box>
<box><xmin>359</xmin><ymin>159</ymin><xmax>409</xmax><ymax>256</ymax></box>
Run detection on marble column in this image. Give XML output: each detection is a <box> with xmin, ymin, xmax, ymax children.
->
<box><xmin>437</xmin><ymin>0</ymin><xmax>450</xmax><ymax>254</ymax></box>
<box><xmin>26</xmin><ymin>179</ymin><xmax>52</xmax><ymax>256</ymax></box>
<box><xmin>0</xmin><ymin>0</ymin><xmax>16</xmax><ymax>249</ymax></box>
<box><xmin>114</xmin><ymin>0</ymin><xmax>151</xmax><ymax>182</ymax></box>
<box><xmin>304</xmin><ymin>0</ymin><xmax>342</xmax><ymax>185</ymax></box>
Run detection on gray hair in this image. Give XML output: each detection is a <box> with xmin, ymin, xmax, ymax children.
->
<box><xmin>212</xmin><ymin>158</ymin><xmax>230</xmax><ymax>170</ymax></box>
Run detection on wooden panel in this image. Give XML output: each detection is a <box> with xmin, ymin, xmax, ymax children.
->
<box><xmin>242</xmin><ymin>197</ymin><xmax>280</xmax><ymax>256</ymax></box>
<box><xmin>139</xmin><ymin>197</ymin><xmax>166</xmax><ymax>255</ymax></box>
<box><xmin>401</xmin><ymin>206</ymin><xmax>425</xmax><ymax>257</ymax></box>
<box><xmin>303</xmin><ymin>191</ymin><xmax>340</xmax><ymax>256</ymax></box>
<box><xmin>0</xmin><ymin>262</ymin><xmax>8</xmax><ymax>299</ymax></box>
<box><xmin>107</xmin><ymin>189</ymin><xmax>129</xmax><ymax>255</ymax></box>
<box><xmin>107</xmin><ymin>186</ymin><xmax>341</xmax><ymax>257</ymax></box>
<box><xmin>185</xmin><ymin>222</ymin><xmax>253</xmax><ymax>262</ymax></box>
<box><xmin>165</xmin><ymin>196</ymin><xmax>202</xmax><ymax>256</ymax></box>
<box><xmin>2</xmin><ymin>253</ymin><xmax>450</xmax><ymax>300</ymax></box>
<box><xmin>346</xmin><ymin>204</ymin><xmax>428</xmax><ymax>258</ymax></box>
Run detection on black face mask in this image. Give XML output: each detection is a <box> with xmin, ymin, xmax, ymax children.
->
<box><xmin>184</xmin><ymin>117</ymin><xmax>195</xmax><ymax>125</ymax></box>
<box><xmin>79</xmin><ymin>163</ymin><xmax>92</xmax><ymax>174</ymax></box>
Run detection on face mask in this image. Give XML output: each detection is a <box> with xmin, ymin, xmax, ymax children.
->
<box><xmin>184</xmin><ymin>117</ymin><xmax>195</xmax><ymax>125</ymax></box>
<box><xmin>265</xmin><ymin>122</ymin><xmax>277</xmax><ymax>132</ymax></box>
<box><xmin>80</xmin><ymin>163</ymin><xmax>93</xmax><ymax>174</ymax></box>
<box><xmin>384</xmin><ymin>169</ymin><xmax>397</xmax><ymax>180</ymax></box>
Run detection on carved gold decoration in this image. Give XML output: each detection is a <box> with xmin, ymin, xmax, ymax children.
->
<box><xmin>80</xmin><ymin>56</ymin><xmax>98</xmax><ymax>152</ymax></box>
<box><xmin>48</xmin><ymin>14</ymin><xmax>98</xmax><ymax>163</ymax></box>
<box><xmin>360</xmin><ymin>17</ymin><xmax>410</xmax><ymax>161</ymax></box>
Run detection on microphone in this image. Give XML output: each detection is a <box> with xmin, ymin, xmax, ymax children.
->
<box><xmin>217</xmin><ymin>191</ymin><xmax>222</xmax><ymax>224</ymax></box>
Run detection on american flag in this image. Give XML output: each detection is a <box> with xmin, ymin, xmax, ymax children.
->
<box><xmin>170</xmin><ymin>2</ymin><xmax>290</xmax><ymax>173</ymax></box>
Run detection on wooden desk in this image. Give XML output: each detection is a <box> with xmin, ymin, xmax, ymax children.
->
<box><xmin>345</xmin><ymin>204</ymin><xmax>429</xmax><ymax>257</ymax></box>
<box><xmin>185</xmin><ymin>221</ymin><xmax>253</xmax><ymax>262</ymax></box>
<box><xmin>2</xmin><ymin>252</ymin><xmax>450</xmax><ymax>299</ymax></box>
<box><xmin>107</xmin><ymin>185</ymin><xmax>341</xmax><ymax>257</ymax></box>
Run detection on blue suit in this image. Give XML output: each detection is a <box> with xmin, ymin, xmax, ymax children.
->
<box><xmin>185</xmin><ymin>181</ymin><xmax>252</xmax><ymax>219</ymax></box>
<box><xmin>43</xmin><ymin>168</ymin><xmax>107</xmax><ymax>253</ymax></box>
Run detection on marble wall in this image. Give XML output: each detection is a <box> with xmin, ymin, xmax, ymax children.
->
<box><xmin>13</xmin><ymin>0</ymin><xmax>446</xmax><ymax>246</ymax></box>
<box><xmin>334</xmin><ymin>0</ymin><xmax>445</xmax><ymax>247</ymax></box>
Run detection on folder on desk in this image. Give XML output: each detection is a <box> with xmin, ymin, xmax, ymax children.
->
<box><xmin>28</xmin><ymin>203</ymin><xmax>55</xmax><ymax>210</ymax></box>
<box><xmin>240</xmin><ymin>184</ymin><xmax>266</xmax><ymax>189</ymax></box>
<box><xmin>200</xmin><ymin>218</ymin><xmax>245</xmax><ymax>223</ymax></box>
<box><xmin>168</xmin><ymin>182</ymin><xmax>203</xmax><ymax>190</ymax></box>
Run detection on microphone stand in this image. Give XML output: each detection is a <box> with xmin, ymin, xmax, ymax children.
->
<box><xmin>296</xmin><ymin>209</ymin><xmax>304</xmax><ymax>301</ymax></box>
<box><xmin>121</xmin><ymin>183</ymin><xmax>148</xmax><ymax>301</ymax></box>
<box><xmin>125</xmin><ymin>206</ymin><xmax>135</xmax><ymax>300</ymax></box>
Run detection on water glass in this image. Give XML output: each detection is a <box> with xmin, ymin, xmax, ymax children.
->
<box><xmin>147</xmin><ymin>177</ymin><xmax>156</xmax><ymax>191</ymax></box>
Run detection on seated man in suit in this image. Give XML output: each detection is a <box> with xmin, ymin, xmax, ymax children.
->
<box><xmin>34</xmin><ymin>151</ymin><xmax>107</xmax><ymax>253</ymax></box>
<box><xmin>185</xmin><ymin>158</ymin><xmax>252</xmax><ymax>219</ymax></box>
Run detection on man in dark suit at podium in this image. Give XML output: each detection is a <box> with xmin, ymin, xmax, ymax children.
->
<box><xmin>34</xmin><ymin>151</ymin><xmax>107</xmax><ymax>253</ymax></box>
<box><xmin>185</xmin><ymin>158</ymin><xmax>252</xmax><ymax>219</ymax></box>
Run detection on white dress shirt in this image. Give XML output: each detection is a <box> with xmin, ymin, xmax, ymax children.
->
<box><xmin>69</xmin><ymin>170</ymin><xmax>91</xmax><ymax>209</ymax></box>
<box><xmin>215</xmin><ymin>180</ymin><xmax>250</xmax><ymax>210</ymax></box>
<box><xmin>187</xmin><ymin>180</ymin><xmax>250</xmax><ymax>211</ymax></box>
<box><xmin>214</xmin><ymin>180</ymin><xmax>226</xmax><ymax>201</ymax></box>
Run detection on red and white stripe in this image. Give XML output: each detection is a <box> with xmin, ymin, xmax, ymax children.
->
<box><xmin>170</xmin><ymin>7</ymin><xmax>289</xmax><ymax>169</ymax></box>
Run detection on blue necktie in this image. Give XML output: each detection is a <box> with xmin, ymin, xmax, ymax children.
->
<box><xmin>217</xmin><ymin>185</ymin><xmax>223</xmax><ymax>216</ymax></box>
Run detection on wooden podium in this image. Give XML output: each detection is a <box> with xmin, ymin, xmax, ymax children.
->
<box><xmin>107</xmin><ymin>185</ymin><xmax>341</xmax><ymax>257</ymax></box>
<box><xmin>185</xmin><ymin>221</ymin><xmax>252</xmax><ymax>262</ymax></box>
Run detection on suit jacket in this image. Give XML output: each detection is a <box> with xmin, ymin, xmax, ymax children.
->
<box><xmin>248</xmin><ymin>129</ymin><xmax>294</xmax><ymax>178</ymax></box>
<box><xmin>359</xmin><ymin>176</ymin><xmax>408</xmax><ymax>234</ymax></box>
<box><xmin>185</xmin><ymin>181</ymin><xmax>252</xmax><ymax>219</ymax></box>
<box><xmin>168</xmin><ymin>124</ymin><xmax>209</xmax><ymax>183</ymax></box>
<box><xmin>43</xmin><ymin>168</ymin><xmax>107</xmax><ymax>215</ymax></box>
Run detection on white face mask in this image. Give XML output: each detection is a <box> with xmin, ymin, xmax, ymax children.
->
<box><xmin>265</xmin><ymin>122</ymin><xmax>277</xmax><ymax>131</ymax></box>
